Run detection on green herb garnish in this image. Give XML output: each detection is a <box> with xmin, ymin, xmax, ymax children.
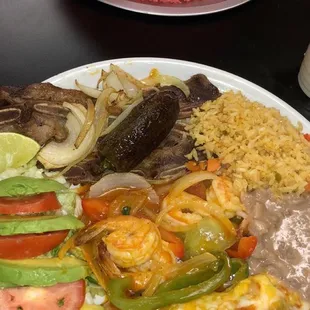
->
<box><xmin>230</xmin><ymin>215</ymin><xmax>243</xmax><ymax>225</ymax></box>
<box><xmin>57</xmin><ymin>298</ymin><xmax>65</xmax><ymax>307</ymax></box>
<box><xmin>122</xmin><ymin>206</ymin><xmax>131</xmax><ymax>215</ymax></box>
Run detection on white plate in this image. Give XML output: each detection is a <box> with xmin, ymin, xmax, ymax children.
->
<box><xmin>44</xmin><ymin>57</ymin><xmax>310</xmax><ymax>132</ymax></box>
<box><xmin>98</xmin><ymin>0</ymin><xmax>250</xmax><ymax>16</ymax></box>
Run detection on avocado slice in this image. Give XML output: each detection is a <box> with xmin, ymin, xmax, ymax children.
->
<box><xmin>0</xmin><ymin>176</ymin><xmax>67</xmax><ymax>197</ymax></box>
<box><xmin>0</xmin><ymin>281</ymin><xmax>16</xmax><ymax>288</ymax></box>
<box><xmin>0</xmin><ymin>215</ymin><xmax>84</xmax><ymax>236</ymax></box>
<box><xmin>81</xmin><ymin>305</ymin><xmax>104</xmax><ymax>310</ymax></box>
<box><xmin>0</xmin><ymin>257</ymin><xmax>89</xmax><ymax>287</ymax></box>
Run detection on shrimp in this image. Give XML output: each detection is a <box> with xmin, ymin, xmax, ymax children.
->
<box><xmin>159</xmin><ymin>176</ymin><xmax>245</xmax><ymax>232</ymax></box>
<box><xmin>97</xmin><ymin>216</ymin><xmax>176</xmax><ymax>291</ymax></box>
<box><xmin>76</xmin><ymin>215</ymin><xmax>176</xmax><ymax>291</ymax></box>
<box><xmin>125</xmin><ymin>241</ymin><xmax>176</xmax><ymax>291</ymax></box>
<box><xmin>159</xmin><ymin>192</ymin><xmax>210</xmax><ymax>232</ymax></box>
<box><xmin>128</xmin><ymin>240</ymin><xmax>175</xmax><ymax>273</ymax></box>
<box><xmin>100</xmin><ymin>216</ymin><xmax>161</xmax><ymax>268</ymax></box>
<box><xmin>127</xmin><ymin>240</ymin><xmax>176</xmax><ymax>292</ymax></box>
<box><xmin>122</xmin><ymin>271</ymin><xmax>154</xmax><ymax>291</ymax></box>
<box><xmin>157</xmin><ymin>178</ymin><xmax>240</xmax><ymax>233</ymax></box>
<box><xmin>206</xmin><ymin>176</ymin><xmax>245</xmax><ymax>218</ymax></box>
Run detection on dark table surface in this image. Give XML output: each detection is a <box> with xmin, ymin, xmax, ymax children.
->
<box><xmin>1</xmin><ymin>0</ymin><xmax>310</xmax><ymax>120</ymax></box>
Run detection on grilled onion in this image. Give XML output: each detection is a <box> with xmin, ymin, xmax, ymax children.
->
<box><xmin>75</xmin><ymin>99</ymin><xmax>95</xmax><ymax>148</ymax></box>
<box><xmin>75</xmin><ymin>79</ymin><xmax>102</xmax><ymax>98</ymax></box>
<box><xmin>142</xmin><ymin>68</ymin><xmax>190</xmax><ymax>97</ymax></box>
<box><xmin>38</xmin><ymin>102</ymin><xmax>96</xmax><ymax>169</ymax></box>
<box><xmin>89</xmin><ymin>172</ymin><xmax>159</xmax><ymax>204</ymax></box>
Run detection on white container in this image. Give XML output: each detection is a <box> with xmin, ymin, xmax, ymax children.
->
<box><xmin>298</xmin><ymin>44</ymin><xmax>310</xmax><ymax>98</ymax></box>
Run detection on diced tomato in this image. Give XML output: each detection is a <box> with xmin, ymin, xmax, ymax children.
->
<box><xmin>0</xmin><ymin>230</ymin><xmax>68</xmax><ymax>259</ymax></box>
<box><xmin>304</xmin><ymin>133</ymin><xmax>310</xmax><ymax>142</ymax></box>
<box><xmin>305</xmin><ymin>182</ymin><xmax>310</xmax><ymax>192</ymax></box>
<box><xmin>0</xmin><ymin>280</ymin><xmax>85</xmax><ymax>310</ymax></box>
<box><xmin>82</xmin><ymin>197</ymin><xmax>109</xmax><ymax>222</ymax></box>
<box><xmin>226</xmin><ymin>236</ymin><xmax>258</xmax><ymax>259</ymax></box>
<box><xmin>185</xmin><ymin>182</ymin><xmax>207</xmax><ymax>200</ymax></box>
<box><xmin>0</xmin><ymin>192</ymin><xmax>61</xmax><ymax>215</ymax></box>
<box><xmin>159</xmin><ymin>227</ymin><xmax>184</xmax><ymax>259</ymax></box>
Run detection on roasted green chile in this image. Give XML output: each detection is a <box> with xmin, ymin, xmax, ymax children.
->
<box><xmin>98</xmin><ymin>87</ymin><xmax>180</xmax><ymax>172</ymax></box>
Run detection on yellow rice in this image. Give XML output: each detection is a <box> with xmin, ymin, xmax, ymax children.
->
<box><xmin>186</xmin><ymin>91</ymin><xmax>310</xmax><ymax>195</ymax></box>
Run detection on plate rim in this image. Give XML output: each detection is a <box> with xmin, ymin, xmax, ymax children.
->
<box><xmin>98</xmin><ymin>0</ymin><xmax>251</xmax><ymax>16</ymax></box>
<box><xmin>44</xmin><ymin>57</ymin><xmax>310</xmax><ymax>130</ymax></box>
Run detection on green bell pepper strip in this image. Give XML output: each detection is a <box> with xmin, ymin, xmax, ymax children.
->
<box><xmin>229</xmin><ymin>258</ymin><xmax>249</xmax><ymax>287</ymax></box>
<box><xmin>107</xmin><ymin>252</ymin><xmax>231</xmax><ymax>310</ymax></box>
<box><xmin>155</xmin><ymin>260</ymin><xmax>221</xmax><ymax>293</ymax></box>
<box><xmin>155</xmin><ymin>257</ymin><xmax>248</xmax><ymax>294</ymax></box>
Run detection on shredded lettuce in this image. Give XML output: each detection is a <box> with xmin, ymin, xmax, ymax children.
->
<box><xmin>69</xmin><ymin>247</ymin><xmax>86</xmax><ymax>261</ymax></box>
<box><xmin>56</xmin><ymin>190</ymin><xmax>79</xmax><ymax>216</ymax></box>
<box><xmin>0</xmin><ymin>159</ymin><xmax>67</xmax><ymax>184</ymax></box>
<box><xmin>36</xmin><ymin>230</ymin><xmax>75</xmax><ymax>258</ymax></box>
<box><xmin>85</xmin><ymin>280</ymin><xmax>106</xmax><ymax>305</ymax></box>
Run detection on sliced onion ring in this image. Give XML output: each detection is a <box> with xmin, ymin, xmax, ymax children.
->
<box><xmin>54</xmin><ymin>88</ymin><xmax>112</xmax><ymax>175</ymax></box>
<box><xmin>102</xmin><ymin>95</ymin><xmax>143</xmax><ymax>136</ymax></box>
<box><xmin>105</xmin><ymin>71</ymin><xmax>123</xmax><ymax>92</ymax></box>
<box><xmin>157</xmin><ymin>192</ymin><xmax>236</xmax><ymax>238</ymax></box>
<box><xmin>143</xmin><ymin>251</ymin><xmax>217</xmax><ymax>297</ymax></box>
<box><xmin>142</xmin><ymin>69</ymin><xmax>190</xmax><ymax>97</ymax></box>
<box><xmin>94</xmin><ymin>87</ymin><xmax>114</xmax><ymax>138</ymax></box>
<box><xmin>38</xmin><ymin>102</ymin><xmax>96</xmax><ymax>169</ymax></box>
<box><xmin>75</xmin><ymin>99</ymin><xmax>95</xmax><ymax>148</ymax></box>
<box><xmin>169</xmin><ymin>171</ymin><xmax>217</xmax><ymax>198</ymax></box>
<box><xmin>89</xmin><ymin>172</ymin><xmax>159</xmax><ymax>204</ymax></box>
<box><xmin>165</xmin><ymin>252</ymin><xmax>217</xmax><ymax>279</ymax></box>
<box><xmin>75</xmin><ymin>79</ymin><xmax>102</xmax><ymax>98</ymax></box>
<box><xmin>111</xmin><ymin>64</ymin><xmax>145</xmax><ymax>89</ymax></box>
<box><xmin>97</xmin><ymin>69</ymin><xmax>109</xmax><ymax>89</ymax></box>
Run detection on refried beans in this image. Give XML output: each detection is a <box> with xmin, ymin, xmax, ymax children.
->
<box><xmin>242</xmin><ymin>190</ymin><xmax>310</xmax><ymax>301</ymax></box>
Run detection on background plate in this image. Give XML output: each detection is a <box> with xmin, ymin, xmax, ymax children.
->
<box><xmin>98</xmin><ymin>0</ymin><xmax>250</xmax><ymax>16</ymax></box>
<box><xmin>44</xmin><ymin>57</ymin><xmax>310</xmax><ymax>132</ymax></box>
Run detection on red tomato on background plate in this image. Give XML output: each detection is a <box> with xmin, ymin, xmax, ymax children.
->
<box><xmin>0</xmin><ymin>280</ymin><xmax>85</xmax><ymax>310</ymax></box>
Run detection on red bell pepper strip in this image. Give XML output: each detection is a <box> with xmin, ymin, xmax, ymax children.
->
<box><xmin>82</xmin><ymin>198</ymin><xmax>109</xmax><ymax>222</ymax></box>
<box><xmin>226</xmin><ymin>236</ymin><xmax>258</xmax><ymax>259</ymax></box>
<box><xmin>158</xmin><ymin>227</ymin><xmax>185</xmax><ymax>259</ymax></box>
<box><xmin>304</xmin><ymin>133</ymin><xmax>310</xmax><ymax>142</ymax></box>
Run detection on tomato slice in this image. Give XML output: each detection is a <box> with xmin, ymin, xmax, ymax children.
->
<box><xmin>0</xmin><ymin>230</ymin><xmax>69</xmax><ymax>259</ymax></box>
<box><xmin>0</xmin><ymin>280</ymin><xmax>85</xmax><ymax>310</ymax></box>
<box><xmin>227</xmin><ymin>236</ymin><xmax>258</xmax><ymax>259</ymax></box>
<box><xmin>0</xmin><ymin>192</ymin><xmax>61</xmax><ymax>215</ymax></box>
<box><xmin>82</xmin><ymin>197</ymin><xmax>109</xmax><ymax>222</ymax></box>
<box><xmin>159</xmin><ymin>227</ymin><xmax>185</xmax><ymax>259</ymax></box>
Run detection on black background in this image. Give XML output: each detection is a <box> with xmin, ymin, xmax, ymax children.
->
<box><xmin>1</xmin><ymin>0</ymin><xmax>310</xmax><ymax>120</ymax></box>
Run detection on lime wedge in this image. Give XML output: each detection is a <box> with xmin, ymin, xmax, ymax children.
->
<box><xmin>0</xmin><ymin>133</ymin><xmax>40</xmax><ymax>172</ymax></box>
